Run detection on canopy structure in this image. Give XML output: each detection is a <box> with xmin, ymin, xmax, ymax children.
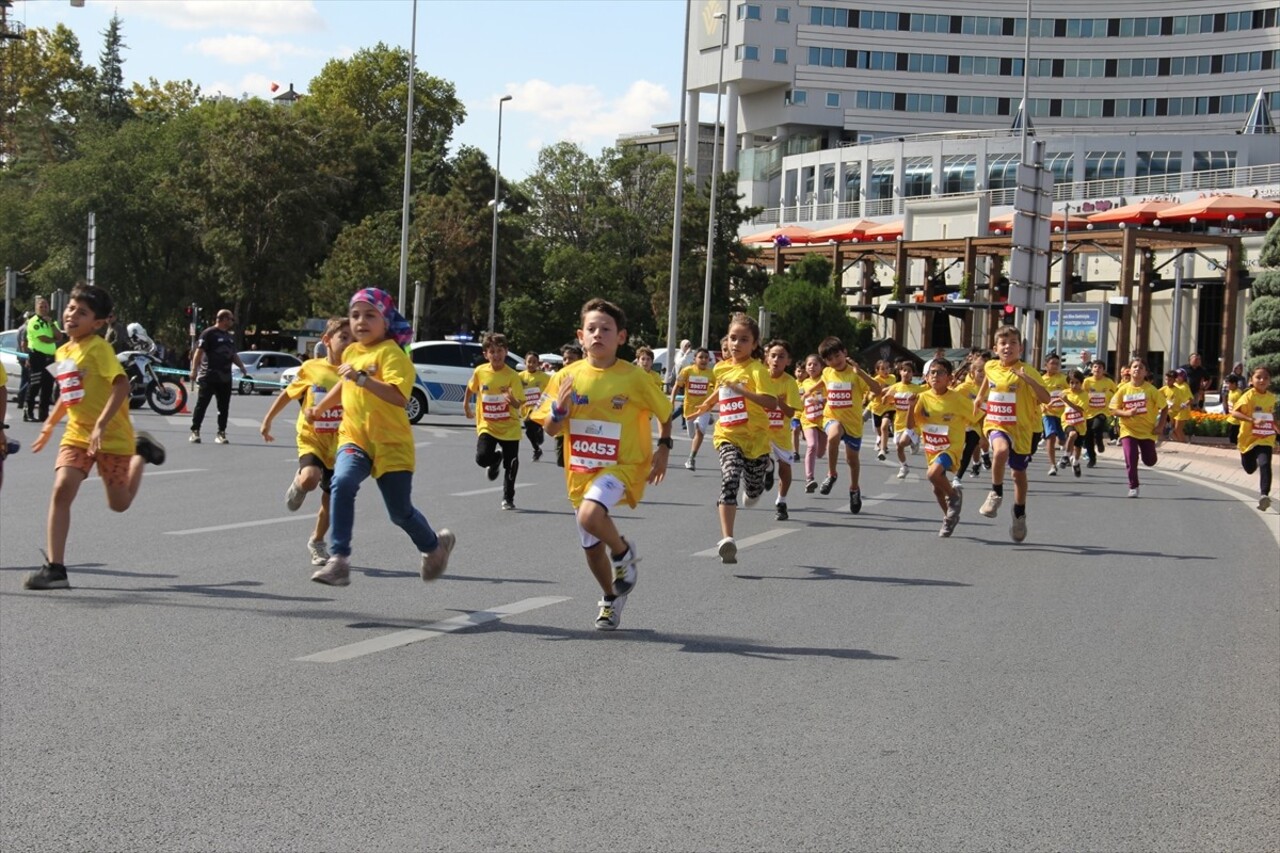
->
<box><xmin>1086</xmin><ymin>200</ymin><xmax>1177</xmax><ymax>226</ymax></box>
<box><xmin>1154</xmin><ymin>194</ymin><xmax>1280</xmax><ymax>223</ymax></box>
<box><xmin>861</xmin><ymin>220</ymin><xmax>904</xmax><ymax>241</ymax></box>
<box><xmin>805</xmin><ymin>219</ymin><xmax>880</xmax><ymax>242</ymax></box>
<box><xmin>740</xmin><ymin>225</ymin><xmax>813</xmax><ymax>245</ymax></box>
<box><xmin>1240</xmin><ymin>88</ymin><xmax>1277</xmax><ymax>135</ymax></box>
<box><xmin>989</xmin><ymin>211</ymin><xmax>1090</xmax><ymax>233</ymax></box>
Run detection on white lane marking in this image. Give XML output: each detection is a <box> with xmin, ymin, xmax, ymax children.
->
<box><xmin>450</xmin><ymin>483</ymin><xmax>536</xmax><ymax>497</ymax></box>
<box><xmin>414</xmin><ymin>441</ymin><xmax>433</xmax><ymax>447</ymax></box>
<box><xmin>296</xmin><ymin>596</ymin><xmax>572</xmax><ymax>663</ymax></box>
<box><xmin>165</xmin><ymin>516</ymin><xmax>314</xmax><ymax>535</ymax></box>
<box><xmin>692</xmin><ymin>527</ymin><xmax>797</xmax><ymax>557</ymax></box>
<box><xmin>421</xmin><ymin>428</ymin><xmax>454</xmax><ymax>438</ymax></box>
<box><xmin>88</xmin><ymin>467</ymin><xmax>207</xmax><ymax>480</ymax></box>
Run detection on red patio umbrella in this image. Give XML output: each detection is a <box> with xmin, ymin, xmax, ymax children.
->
<box><xmin>989</xmin><ymin>211</ymin><xmax>1090</xmax><ymax>234</ymax></box>
<box><xmin>861</xmin><ymin>220</ymin><xmax>904</xmax><ymax>241</ymax></box>
<box><xmin>805</xmin><ymin>219</ymin><xmax>880</xmax><ymax>242</ymax></box>
<box><xmin>740</xmin><ymin>225</ymin><xmax>814</xmax><ymax>245</ymax></box>
<box><xmin>1086</xmin><ymin>200</ymin><xmax>1177</xmax><ymax>226</ymax></box>
<box><xmin>1153</xmin><ymin>194</ymin><xmax>1280</xmax><ymax>223</ymax></box>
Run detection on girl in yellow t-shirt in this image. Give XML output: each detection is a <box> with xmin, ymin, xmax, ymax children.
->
<box><xmin>881</xmin><ymin>360</ymin><xmax>922</xmax><ymax>480</ymax></box>
<box><xmin>1109</xmin><ymin>358</ymin><xmax>1168</xmax><ymax>498</ymax></box>
<box><xmin>306</xmin><ymin>288</ymin><xmax>454</xmax><ymax>587</ymax></box>
<box><xmin>868</xmin><ymin>359</ymin><xmax>895</xmax><ymax>460</ymax></box>
<box><xmin>1060</xmin><ymin>370</ymin><xmax>1089</xmax><ymax>478</ymax></box>
<box><xmin>690</xmin><ymin>313</ymin><xmax>777</xmax><ymax>565</ymax></box>
<box><xmin>260</xmin><ymin>317</ymin><xmax>353</xmax><ymax>567</ymax></box>
<box><xmin>1229</xmin><ymin>366</ymin><xmax>1276</xmax><ymax>511</ymax></box>
<box><xmin>764</xmin><ymin>340</ymin><xmax>802</xmax><ymax>521</ymax></box>
<box><xmin>519</xmin><ymin>351</ymin><xmax>552</xmax><ymax>461</ymax></box>
<box><xmin>798</xmin><ymin>354</ymin><xmax>827</xmax><ymax>491</ymax></box>
<box><xmin>1162</xmin><ymin>370</ymin><xmax>1193</xmax><ymax>442</ymax></box>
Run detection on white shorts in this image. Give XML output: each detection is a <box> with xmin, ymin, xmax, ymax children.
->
<box><xmin>579</xmin><ymin>473</ymin><xmax>627</xmax><ymax>549</ymax></box>
<box><xmin>686</xmin><ymin>412</ymin><xmax>713</xmax><ymax>437</ymax></box>
<box><xmin>770</xmin><ymin>440</ymin><xmax>793</xmax><ymax>466</ymax></box>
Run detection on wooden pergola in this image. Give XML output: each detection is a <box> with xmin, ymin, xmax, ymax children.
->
<box><xmin>747</xmin><ymin>228</ymin><xmax>1244</xmax><ymax>375</ymax></box>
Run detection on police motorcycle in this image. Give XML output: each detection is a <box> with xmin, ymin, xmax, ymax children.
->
<box><xmin>119</xmin><ymin>323</ymin><xmax>188</xmax><ymax>415</ymax></box>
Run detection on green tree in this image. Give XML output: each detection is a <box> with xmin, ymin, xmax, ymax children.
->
<box><xmin>761</xmin><ymin>255</ymin><xmax>861</xmax><ymax>360</ymax></box>
<box><xmin>1245</xmin><ymin>220</ymin><xmax>1280</xmax><ymax>390</ymax></box>
<box><xmin>128</xmin><ymin>77</ymin><xmax>202</xmax><ymax>121</ymax></box>
<box><xmin>94</xmin><ymin>13</ymin><xmax>133</xmax><ymax>125</ymax></box>
<box><xmin>1</xmin><ymin>24</ymin><xmax>97</xmax><ymax>165</ymax></box>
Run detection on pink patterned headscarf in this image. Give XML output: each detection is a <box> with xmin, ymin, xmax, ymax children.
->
<box><xmin>350</xmin><ymin>288</ymin><xmax>413</xmax><ymax>347</ymax></box>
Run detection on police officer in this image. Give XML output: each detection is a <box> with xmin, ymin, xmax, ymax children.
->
<box><xmin>24</xmin><ymin>297</ymin><xmax>61</xmax><ymax>423</ymax></box>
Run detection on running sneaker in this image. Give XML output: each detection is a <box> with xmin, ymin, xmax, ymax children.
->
<box><xmin>611</xmin><ymin>540</ymin><xmax>639</xmax><ymax>596</ymax></box>
<box><xmin>1072</xmin><ymin>460</ymin><xmax>1081</xmax><ymax>478</ymax></box>
<box><xmin>716</xmin><ymin>537</ymin><xmax>738</xmax><ymax>564</ymax></box>
<box><xmin>979</xmin><ymin>491</ymin><xmax>1003</xmax><ymax>517</ymax></box>
<box><xmin>897</xmin><ymin>463</ymin><xmax>909</xmax><ymax>479</ymax></box>
<box><xmin>684</xmin><ymin>457</ymin><xmax>696</xmax><ymax>471</ymax></box>
<box><xmin>970</xmin><ymin>462</ymin><xmax>982</xmax><ymax>477</ymax></box>
<box><xmin>532</xmin><ymin>447</ymin><xmax>542</xmax><ymax>461</ymax></box>
<box><xmin>943</xmin><ymin>492</ymin><xmax>962</xmax><ymax>537</ymax></box>
<box><xmin>1059</xmin><ymin>457</ymin><xmax>1070</xmax><ymax>468</ymax></box>
<box><xmin>500</xmin><ymin>499</ymin><xmax>515</xmax><ymax>511</ymax></box>
<box><xmin>1127</xmin><ymin>487</ymin><xmax>1140</xmax><ymax>498</ymax></box>
<box><xmin>743</xmin><ymin>491</ymin><xmax>761</xmax><ymax>509</ymax></box>
<box><xmin>307</xmin><ymin>539</ymin><xmax>329</xmax><ymax>567</ymax></box>
<box><xmin>135</xmin><ymin>432</ymin><xmax>166</xmax><ymax>466</ymax></box>
<box><xmin>189</xmin><ymin>430</ymin><xmax>201</xmax><ymax>444</ymax></box>
<box><xmin>849</xmin><ymin>489</ymin><xmax>862</xmax><ymax>514</ymax></box>
<box><xmin>595</xmin><ymin>595</ymin><xmax>626</xmax><ymax>631</ymax></box>
<box><xmin>950</xmin><ymin>476</ymin><xmax>963</xmax><ymax>489</ymax></box>
<box><xmin>1259</xmin><ymin>495</ymin><xmax>1272</xmax><ymax>512</ymax></box>
<box><xmin>775</xmin><ymin>502</ymin><xmax>789</xmax><ymax>522</ymax></box>
<box><xmin>763</xmin><ymin>459</ymin><xmax>775</xmax><ymax>492</ymax></box>
<box><xmin>23</xmin><ymin>562</ymin><xmax>70</xmax><ymax>590</ymax></box>
<box><xmin>420</xmin><ymin>529</ymin><xmax>456</xmax><ymax>582</ymax></box>
<box><xmin>487</xmin><ymin>460</ymin><xmax>500</xmax><ymax>481</ymax></box>
<box><xmin>1010</xmin><ymin>512</ymin><xmax>1028</xmax><ymax>543</ymax></box>
<box><xmin>311</xmin><ymin>554</ymin><xmax>351</xmax><ymax>586</ymax></box>
<box><xmin>818</xmin><ymin>475</ymin><xmax>836</xmax><ymax>495</ymax></box>
<box><xmin>1047</xmin><ymin>466</ymin><xmax>1058</xmax><ymax>476</ymax></box>
<box><xmin>792</xmin><ymin>452</ymin><xmax>800</xmax><ymax>463</ymax></box>
<box><xmin>1086</xmin><ymin>458</ymin><xmax>1097</xmax><ymax>469</ymax></box>
<box><xmin>876</xmin><ymin>450</ymin><xmax>887</xmax><ymax>461</ymax></box>
<box><xmin>285</xmin><ymin>482</ymin><xmax>306</xmax><ymax>512</ymax></box>
<box><xmin>804</xmin><ymin>479</ymin><xmax>817</xmax><ymax>494</ymax></box>
<box><xmin>215</xmin><ymin>432</ymin><xmax>229</xmax><ymax>445</ymax></box>
<box><xmin>981</xmin><ymin>451</ymin><xmax>992</xmax><ymax>470</ymax></box>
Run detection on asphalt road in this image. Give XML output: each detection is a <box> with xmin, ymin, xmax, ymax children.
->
<box><xmin>1</xmin><ymin>396</ymin><xmax>1277</xmax><ymax>852</ymax></box>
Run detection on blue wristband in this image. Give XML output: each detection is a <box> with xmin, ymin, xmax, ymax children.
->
<box><xmin>550</xmin><ymin>403</ymin><xmax>567</xmax><ymax>423</ymax></box>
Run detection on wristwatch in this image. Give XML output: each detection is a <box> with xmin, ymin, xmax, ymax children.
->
<box><xmin>355</xmin><ymin>370</ymin><xmax>369</xmax><ymax>387</ymax></box>
<box><xmin>656</xmin><ymin>437</ymin><xmax>674</xmax><ymax>449</ymax></box>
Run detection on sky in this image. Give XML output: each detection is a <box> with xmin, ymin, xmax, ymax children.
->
<box><xmin>13</xmin><ymin>0</ymin><xmax>692</xmax><ymax>179</ymax></box>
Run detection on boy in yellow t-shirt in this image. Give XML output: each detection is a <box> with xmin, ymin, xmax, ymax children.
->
<box><xmin>261</xmin><ymin>317</ymin><xmax>353</xmax><ymax>567</ymax></box>
<box><xmin>1039</xmin><ymin>353</ymin><xmax>1070</xmax><ymax>475</ymax></box>
<box><xmin>464</xmin><ymin>333</ymin><xmax>527</xmax><ymax>511</ymax></box>
<box><xmin>634</xmin><ymin>346</ymin><xmax>664</xmax><ymax>392</ymax></box>
<box><xmin>881</xmin><ymin>360</ymin><xmax>922</xmax><ymax>480</ymax></box>
<box><xmin>764</xmin><ymin>339</ymin><xmax>802</xmax><ymax>521</ymax></box>
<box><xmin>867</xmin><ymin>359</ymin><xmax>895</xmax><ymax>460</ymax></box>
<box><xmin>26</xmin><ymin>284</ymin><xmax>166</xmax><ymax>591</ymax></box>
<box><xmin>672</xmin><ymin>347</ymin><xmax>714</xmax><ymax>471</ymax></box>
<box><xmin>814</xmin><ymin>336</ymin><xmax>882</xmax><ymax>513</ymax></box>
<box><xmin>533</xmin><ymin>298</ymin><xmax>673</xmax><ymax>630</ymax></box>
<box><xmin>1229</xmin><ymin>366</ymin><xmax>1276</xmax><ymax>511</ymax></box>
<box><xmin>1060</xmin><ymin>370</ymin><xmax>1089</xmax><ymax>478</ymax></box>
<box><xmin>973</xmin><ymin>325</ymin><xmax>1051</xmax><ymax>543</ymax></box>
<box><xmin>1109</xmin><ymin>358</ymin><xmax>1168</xmax><ymax>498</ymax></box>
<box><xmin>1162</xmin><ymin>369</ymin><xmax>1193</xmax><ymax>442</ymax></box>
<box><xmin>1081</xmin><ymin>360</ymin><xmax>1118</xmax><ymax>467</ymax></box>
<box><xmin>1222</xmin><ymin>372</ymin><xmax>1245</xmax><ymax>445</ymax></box>
<box><xmin>519</xmin><ymin>352</ymin><xmax>551</xmax><ymax>461</ymax></box>
<box><xmin>912</xmin><ymin>358</ymin><xmax>976</xmax><ymax>537</ymax></box>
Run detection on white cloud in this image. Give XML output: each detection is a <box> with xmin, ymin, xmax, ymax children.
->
<box><xmin>193</xmin><ymin>34</ymin><xmax>323</xmax><ymax>67</ymax></box>
<box><xmin>502</xmin><ymin>79</ymin><xmax>671</xmax><ymax>147</ymax></box>
<box><xmin>114</xmin><ymin>0</ymin><xmax>326</xmax><ymax>34</ymax></box>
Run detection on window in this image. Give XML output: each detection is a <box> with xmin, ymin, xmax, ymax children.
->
<box><xmin>1137</xmin><ymin>151</ymin><xmax>1182</xmax><ymax>177</ymax></box>
<box><xmin>1193</xmin><ymin>151</ymin><xmax>1236</xmax><ymax>172</ymax></box>
<box><xmin>774</xmin><ymin>48</ymin><xmax>788</xmax><ymax>64</ymax></box>
<box><xmin>987</xmin><ymin>154</ymin><xmax>1019</xmax><ymax>191</ymax></box>
<box><xmin>826</xmin><ymin>92</ymin><xmax>840</xmax><ymax>108</ymax></box>
<box><xmin>942</xmin><ymin>156</ymin><xmax>976</xmax><ymax>193</ymax></box>
<box><xmin>410</xmin><ymin>343</ymin><xmax>465</xmax><ymax>367</ymax></box>
<box><xmin>775</xmin><ymin>7</ymin><xmax>789</xmax><ymax>23</ymax></box>
<box><xmin>736</xmin><ymin>4</ymin><xmax>761</xmax><ymax>21</ymax></box>
<box><xmin>902</xmin><ymin>157</ymin><xmax>933</xmax><ymax>197</ymax></box>
<box><xmin>868</xmin><ymin>160</ymin><xmax>895</xmax><ymax>200</ymax></box>
<box><xmin>785</xmin><ymin>89</ymin><xmax>808</xmax><ymax>106</ymax></box>
<box><xmin>1084</xmin><ymin>151</ymin><xmax>1124</xmax><ymax>182</ymax></box>
<box><xmin>735</xmin><ymin>45</ymin><xmax>759</xmax><ymax>61</ymax></box>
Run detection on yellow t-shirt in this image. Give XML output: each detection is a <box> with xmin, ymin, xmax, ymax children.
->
<box><xmin>0</xmin><ymin>361</ymin><xmax>6</xmax><ymax>386</ymax></box>
<box><xmin>285</xmin><ymin>359</ymin><xmax>343</xmax><ymax>468</ymax></box>
<box><xmin>337</xmin><ymin>339</ymin><xmax>416</xmax><ymax>478</ymax></box>
<box><xmin>53</xmin><ymin>335</ymin><xmax>134</xmax><ymax>455</ymax></box>
<box><xmin>711</xmin><ymin>358</ymin><xmax>773</xmax><ymax>459</ymax></box>
<box><xmin>676</xmin><ymin>365</ymin><xmax>714</xmax><ymax>419</ymax></box>
<box><xmin>1082</xmin><ymin>375</ymin><xmax>1118</xmax><ymax>418</ymax></box>
<box><xmin>1041</xmin><ymin>371</ymin><xmax>1069</xmax><ymax>416</ymax></box>
<box><xmin>954</xmin><ymin>377</ymin><xmax>985</xmax><ymax>430</ymax></box>
<box><xmin>1110</xmin><ymin>381</ymin><xmax>1167</xmax><ymax>441</ymax></box>
<box><xmin>867</xmin><ymin>373</ymin><xmax>895</xmax><ymax>415</ymax></box>
<box><xmin>518</xmin><ymin>369</ymin><xmax>550</xmax><ymax>413</ymax></box>
<box><xmin>821</xmin><ymin>365</ymin><xmax>870</xmax><ymax>432</ymax></box>
<box><xmin>1233</xmin><ymin>388</ymin><xmax>1277</xmax><ymax>452</ymax></box>
<box><xmin>1062</xmin><ymin>387</ymin><xmax>1089</xmax><ymax>434</ymax></box>
<box><xmin>1227</xmin><ymin>387</ymin><xmax>1244</xmax><ymax>412</ymax></box>
<box><xmin>468</xmin><ymin>363</ymin><xmax>525</xmax><ymax>442</ymax></box>
<box><xmin>982</xmin><ymin>360</ymin><xmax>1047</xmax><ymax>453</ymax></box>
<box><xmin>1162</xmin><ymin>382</ymin><xmax>1193</xmax><ymax>422</ymax></box>
<box><xmin>766</xmin><ymin>373</ymin><xmax>802</xmax><ymax>443</ymax></box>
<box><xmin>532</xmin><ymin>359</ymin><xmax>673</xmax><ymax>508</ymax></box>
<box><xmin>884</xmin><ymin>380</ymin><xmax>922</xmax><ymax>432</ymax></box>
<box><xmin>913</xmin><ymin>388</ymin><xmax>977</xmax><ymax>471</ymax></box>
<box><xmin>799</xmin><ymin>377</ymin><xmax>825</xmax><ymax>430</ymax></box>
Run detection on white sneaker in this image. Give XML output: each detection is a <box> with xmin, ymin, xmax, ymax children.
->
<box><xmin>215</xmin><ymin>432</ymin><xmax>229</xmax><ymax>444</ymax></box>
<box><xmin>1010</xmin><ymin>512</ymin><xmax>1027</xmax><ymax>543</ymax></box>
<box><xmin>897</xmin><ymin>463</ymin><xmax>909</xmax><ymax>479</ymax></box>
<box><xmin>307</xmin><ymin>539</ymin><xmax>329</xmax><ymax>567</ymax></box>
<box><xmin>950</xmin><ymin>476</ymin><xmax>963</xmax><ymax>489</ymax></box>
<box><xmin>979</xmin><ymin>491</ymin><xmax>1003</xmax><ymax>517</ymax></box>
<box><xmin>611</xmin><ymin>540</ymin><xmax>639</xmax><ymax>596</ymax></box>
<box><xmin>285</xmin><ymin>482</ymin><xmax>306</xmax><ymax>512</ymax></box>
<box><xmin>311</xmin><ymin>554</ymin><xmax>350</xmax><ymax>586</ymax></box>
<box><xmin>1128</xmin><ymin>487</ymin><xmax>1140</xmax><ymax>498</ymax></box>
<box><xmin>716</xmin><ymin>537</ymin><xmax>737</xmax><ymax>564</ymax></box>
<box><xmin>420</xmin><ymin>529</ymin><xmax>456</xmax><ymax>582</ymax></box>
<box><xmin>743</xmin><ymin>492</ymin><xmax>760</xmax><ymax>508</ymax></box>
<box><xmin>595</xmin><ymin>594</ymin><xmax>626</xmax><ymax>631</ymax></box>
<box><xmin>684</xmin><ymin>457</ymin><xmax>695</xmax><ymax>471</ymax></box>
<box><xmin>1047</xmin><ymin>466</ymin><xmax>1058</xmax><ymax>476</ymax></box>
<box><xmin>876</xmin><ymin>449</ymin><xmax>886</xmax><ymax>461</ymax></box>
<box><xmin>1260</xmin><ymin>495</ymin><xmax>1272</xmax><ymax>512</ymax></box>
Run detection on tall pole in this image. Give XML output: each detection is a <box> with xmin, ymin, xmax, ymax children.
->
<box><xmin>699</xmin><ymin>11</ymin><xmax>728</xmax><ymax>349</ymax></box>
<box><xmin>488</xmin><ymin>95</ymin><xmax>512</xmax><ymax>333</ymax></box>
<box><xmin>663</xmin><ymin>0</ymin><xmax>693</xmax><ymax>389</ymax></box>
<box><xmin>1170</xmin><ymin>249</ymin><xmax>1185</xmax><ymax>371</ymax></box>
<box><xmin>396</xmin><ymin>0</ymin><xmax>419</xmax><ymax>317</ymax></box>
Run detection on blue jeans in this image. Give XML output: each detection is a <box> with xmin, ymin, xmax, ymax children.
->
<box><xmin>329</xmin><ymin>444</ymin><xmax>439</xmax><ymax>558</ymax></box>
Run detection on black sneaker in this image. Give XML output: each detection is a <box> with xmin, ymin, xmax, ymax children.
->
<box><xmin>532</xmin><ymin>447</ymin><xmax>542</xmax><ymax>461</ymax></box>
<box><xmin>487</xmin><ymin>460</ymin><xmax>500</xmax><ymax>481</ymax></box>
<box><xmin>763</xmin><ymin>459</ymin><xmax>775</xmax><ymax>492</ymax></box>
<box><xmin>804</xmin><ymin>479</ymin><xmax>817</xmax><ymax>493</ymax></box>
<box><xmin>818</xmin><ymin>475</ymin><xmax>836</xmax><ymax>495</ymax></box>
<box><xmin>981</xmin><ymin>452</ymin><xmax>992</xmax><ymax>470</ymax></box>
<box><xmin>775</xmin><ymin>502</ymin><xmax>789</xmax><ymax>521</ymax></box>
<box><xmin>849</xmin><ymin>489</ymin><xmax>862</xmax><ymax>514</ymax></box>
<box><xmin>1086</xmin><ymin>458</ymin><xmax>1096</xmax><ymax>468</ymax></box>
<box><xmin>24</xmin><ymin>563</ymin><xmax>70</xmax><ymax>590</ymax></box>
<box><xmin>135</xmin><ymin>431</ymin><xmax>166</xmax><ymax>466</ymax></box>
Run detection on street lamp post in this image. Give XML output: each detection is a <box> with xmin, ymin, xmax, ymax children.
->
<box><xmin>699</xmin><ymin>11</ymin><xmax>728</xmax><ymax>349</ymax></box>
<box><xmin>488</xmin><ymin>94</ymin><xmax>513</xmax><ymax>333</ymax></box>
<box><xmin>397</xmin><ymin>0</ymin><xmax>419</xmax><ymax>318</ymax></box>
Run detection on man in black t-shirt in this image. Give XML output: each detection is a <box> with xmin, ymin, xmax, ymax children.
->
<box><xmin>188</xmin><ymin>309</ymin><xmax>249</xmax><ymax>444</ymax></box>
<box><xmin>1179</xmin><ymin>352</ymin><xmax>1211</xmax><ymax>411</ymax></box>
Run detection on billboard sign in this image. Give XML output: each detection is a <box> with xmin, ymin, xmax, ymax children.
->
<box><xmin>1045</xmin><ymin>305</ymin><xmax>1106</xmax><ymax>367</ymax></box>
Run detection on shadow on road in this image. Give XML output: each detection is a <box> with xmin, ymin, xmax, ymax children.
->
<box><xmin>735</xmin><ymin>565</ymin><xmax>971</xmax><ymax>587</ymax></box>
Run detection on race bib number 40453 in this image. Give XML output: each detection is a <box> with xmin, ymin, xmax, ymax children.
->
<box><xmin>568</xmin><ymin>420</ymin><xmax>622</xmax><ymax>472</ymax></box>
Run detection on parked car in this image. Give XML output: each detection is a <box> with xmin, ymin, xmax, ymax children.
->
<box><xmin>407</xmin><ymin>340</ymin><xmax>523</xmax><ymax>416</ymax></box>
<box><xmin>232</xmin><ymin>351</ymin><xmax>302</xmax><ymax>395</ymax></box>
<box><xmin>1</xmin><ymin>328</ymin><xmax>24</xmax><ymax>400</ymax></box>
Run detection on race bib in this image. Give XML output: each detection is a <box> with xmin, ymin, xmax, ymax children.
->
<box><xmin>1253</xmin><ymin>411</ymin><xmax>1275</xmax><ymax>438</ymax></box>
<box><xmin>314</xmin><ymin>406</ymin><xmax>343</xmax><ymax>434</ymax></box>
<box><xmin>804</xmin><ymin>395</ymin><xmax>824</xmax><ymax>420</ymax></box>
<box><xmin>768</xmin><ymin>408</ymin><xmax>786</xmax><ymax>429</ymax></box>
<box><xmin>827</xmin><ymin>381</ymin><xmax>853</xmax><ymax>409</ymax></box>
<box><xmin>568</xmin><ymin>419</ymin><xmax>622</xmax><ymax>472</ymax></box>
<box><xmin>894</xmin><ymin>391</ymin><xmax>913</xmax><ymax>412</ymax></box>
<box><xmin>481</xmin><ymin>393</ymin><xmax>510</xmax><ymax>421</ymax></box>
<box><xmin>52</xmin><ymin>358</ymin><xmax>83</xmax><ymax>407</ymax></box>
<box><xmin>718</xmin><ymin>386</ymin><xmax>748</xmax><ymax>426</ymax></box>
<box><xmin>1064</xmin><ymin>406</ymin><xmax>1085</xmax><ymax>427</ymax></box>
<box><xmin>1047</xmin><ymin>389</ymin><xmax>1065</xmax><ymax>411</ymax></box>
<box><xmin>922</xmin><ymin>422</ymin><xmax>950</xmax><ymax>453</ymax></box>
<box><xmin>686</xmin><ymin>375</ymin><xmax>709</xmax><ymax>397</ymax></box>
<box><xmin>523</xmin><ymin>385</ymin><xmax>543</xmax><ymax>408</ymax></box>
<box><xmin>987</xmin><ymin>391</ymin><xmax>1017</xmax><ymax>425</ymax></box>
<box><xmin>1088</xmin><ymin>391</ymin><xmax>1107</xmax><ymax>409</ymax></box>
<box><xmin>1123</xmin><ymin>392</ymin><xmax>1148</xmax><ymax>415</ymax></box>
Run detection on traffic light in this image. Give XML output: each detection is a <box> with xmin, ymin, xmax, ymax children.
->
<box><xmin>1003</xmin><ymin>303</ymin><xmax>1016</xmax><ymax>318</ymax></box>
<box><xmin>184</xmin><ymin>306</ymin><xmax>193</xmax><ymax>320</ymax></box>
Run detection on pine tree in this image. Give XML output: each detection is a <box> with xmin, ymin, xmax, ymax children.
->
<box><xmin>1245</xmin><ymin>220</ymin><xmax>1280</xmax><ymax>391</ymax></box>
<box><xmin>95</xmin><ymin>13</ymin><xmax>134</xmax><ymax>125</ymax></box>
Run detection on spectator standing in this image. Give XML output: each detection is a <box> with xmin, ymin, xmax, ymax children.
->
<box><xmin>15</xmin><ymin>311</ymin><xmax>31</xmax><ymax>414</ymax></box>
<box><xmin>188</xmin><ymin>309</ymin><xmax>249</xmax><ymax>445</ymax></box>
<box><xmin>24</xmin><ymin>297</ymin><xmax>61</xmax><ymax>423</ymax></box>
<box><xmin>1179</xmin><ymin>352</ymin><xmax>1211</xmax><ymax>410</ymax></box>
<box><xmin>671</xmin><ymin>339</ymin><xmax>696</xmax><ymax>389</ymax></box>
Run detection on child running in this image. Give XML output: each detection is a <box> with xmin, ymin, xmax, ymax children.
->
<box><xmin>868</xmin><ymin>359</ymin><xmax>895</xmax><ymax>460</ymax></box>
<box><xmin>798</xmin><ymin>354</ymin><xmax>827</xmax><ymax>492</ymax></box>
<box><xmin>1060</xmin><ymin>369</ymin><xmax>1089</xmax><ymax>477</ymax></box>
<box><xmin>1223</xmin><ymin>372</ymin><xmax>1245</xmax><ymax>446</ymax></box>
<box><xmin>260</xmin><ymin>317</ymin><xmax>353</xmax><ymax>566</ymax></box>
<box><xmin>763</xmin><ymin>339</ymin><xmax>802</xmax><ymax>521</ymax></box>
<box><xmin>1081</xmin><ymin>359</ymin><xmax>1117</xmax><ymax>467</ymax></box>
<box><xmin>519</xmin><ymin>352</ymin><xmax>550</xmax><ymax>461</ymax></box>
<box><xmin>973</xmin><ymin>325</ymin><xmax>1051</xmax><ymax>542</ymax></box>
<box><xmin>553</xmin><ymin>343</ymin><xmax>584</xmax><ymax>468</ymax></box>
<box><xmin>26</xmin><ymin>284</ymin><xmax>166</xmax><ymax>590</ymax></box>
<box><xmin>690</xmin><ymin>314</ymin><xmax>777</xmax><ymax>564</ymax></box>
<box><xmin>306</xmin><ymin>288</ymin><xmax>454</xmax><ymax>586</ymax></box>
<box><xmin>882</xmin><ymin>359</ymin><xmax>922</xmax><ymax>480</ymax></box>
<box><xmin>911</xmin><ymin>358</ymin><xmax>976</xmax><ymax>537</ymax></box>
<box><xmin>533</xmin><ymin>298</ymin><xmax>672</xmax><ymax>630</ymax></box>
<box><xmin>1229</xmin><ymin>366</ymin><xmax>1275</xmax><ymax>511</ymax></box>
<box><xmin>1109</xmin><ymin>358</ymin><xmax>1168</xmax><ymax>498</ymax></box>
<box><xmin>1039</xmin><ymin>353</ymin><xmax>1069</xmax><ymax>475</ymax></box>
<box><xmin>815</xmin><ymin>337</ymin><xmax>882</xmax><ymax>512</ymax></box>
<box><xmin>671</xmin><ymin>347</ymin><xmax>714</xmax><ymax>471</ymax></box>
<box><xmin>1162</xmin><ymin>369</ymin><xmax>1193</xmax><ymax>442</ymax></box>
<box><xmin>791</xmin><ymin>361</ymin><xmax>807</xmax><ymax>461</ymax></box>
<box><xmin>464</xmin><ymin>333</ymin><xmax>526</xmax><ymax>511</ymax></box>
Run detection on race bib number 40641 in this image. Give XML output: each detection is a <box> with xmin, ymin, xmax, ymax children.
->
<box><xmin>568</xmin><ymin>420</ymin><xmax>622</xmax><ymax>472</ymax></box>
